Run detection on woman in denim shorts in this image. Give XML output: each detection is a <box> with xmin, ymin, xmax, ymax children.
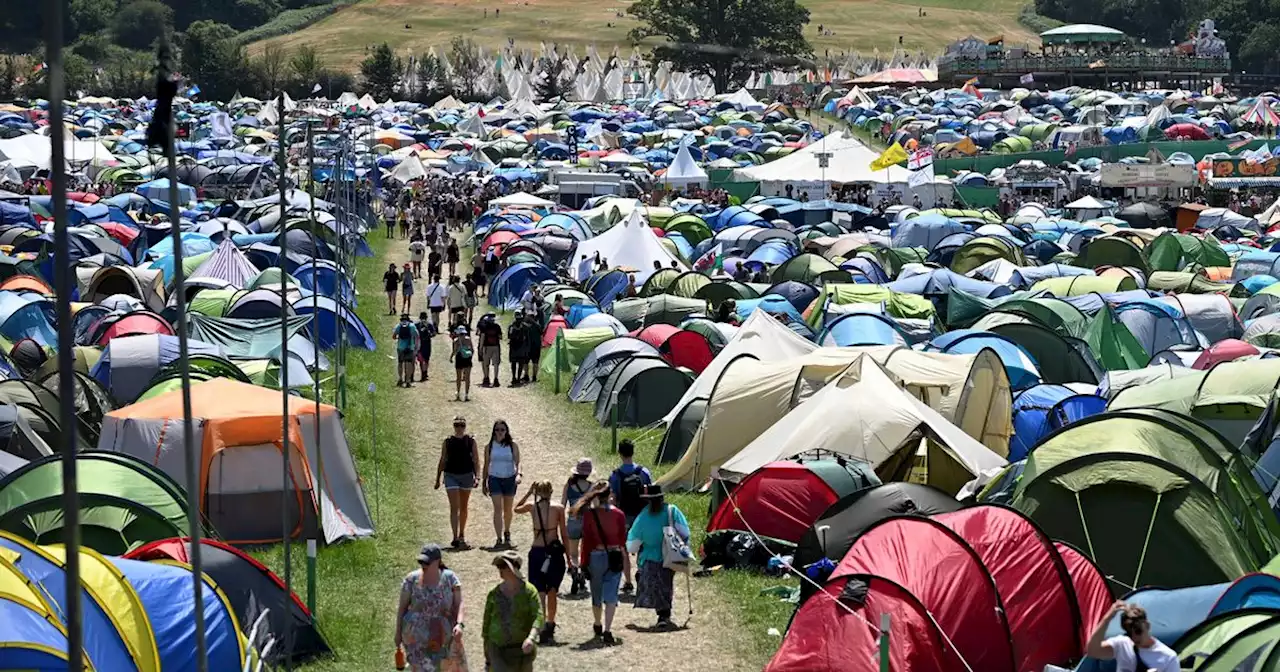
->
<box><xmin>482</xmin><ymin>419</ymin><xmax>522</xmax><ymax>549</ymax></box>
<box><xmin>561</xmin><ymin>458</ymin><xmax>593</xmax><ymax>595</ymax></box>
<box><xmin>436</xmin><ymin>415</ymin><xmax>479</xmax><ymax>549</ymax></box>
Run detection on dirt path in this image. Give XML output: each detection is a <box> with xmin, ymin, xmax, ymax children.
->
<box><xmin>376</xmin><ymin>231</ymin><xmax>756</xmax><ymax>671</ymax></box>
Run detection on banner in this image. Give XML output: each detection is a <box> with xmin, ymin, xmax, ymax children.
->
<box><xmin>1099</xmin><ymin>163</ymin><xmax>1198</xmax><ymax>187</ymax></box>
<box><xmin>870</xmin><ymin>142</ymin><xmax>908</xmax><ymax>171</ymax></box>
<box><xmin>1211</xmin><ymin>157</ymin><xmax>1280</xmax><ymax>178</ymax></box>
<box><xmin>907</xmin><ymin>165</ymin><xmax>934</xmax><ymax>188</ymax></box>
<box><xmin>1019</xmin><ymin>73</ymin><xmax>1034</xmax><ymax>85</ymax></box>
<box><xmin>907</xmin><ymin>148</ymin><xmax>934</xmax><ymax>170</ymax></box>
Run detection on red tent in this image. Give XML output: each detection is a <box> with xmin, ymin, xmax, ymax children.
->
<box><xmin>706</xmin><ymin>460</ymin><xmax>874</xmax><ymax>544</ymax></box>
<box><xmin>1164</xmin><ymin>123</ymin><xmax>1211</xmax><ymax>140</ymax></box>
<box><xmin>1054</xmin><ymin>541</ymin><xmax>1113</xmax><ymax>652</ymax></box>
<box><xmin>1193</xmin><ymin>338</ymin><xmax>1259</xmax><ymax>370</ymax></box>
<box><xmin>541</xmin><ymin>315</ymin><xmax>568</xmax><ymax>347</ymax></box>
<box><xmin>96</xmin><ymin>311</ymin><xmax>174</xmax><ymax>345</ymax></box>
<box><xmin>934</xmin><ymin>506</ymin><xmax>1080</xmax><ymax>671</ymax></box>
<box><xmin>632</xmin><ymin>324</ymin><xmax>713</xmax><ymax>373</ymax></box>
<box><xmin>479</xmin><ymin>230</ymin><xmax>520</xmax><ymax>256</ymax></box>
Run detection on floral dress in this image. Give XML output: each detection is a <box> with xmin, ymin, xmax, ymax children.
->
<box><xmin>401</xmin><ymin>569</ymin><xmax>468</xmax><ymax>671</ymax></box>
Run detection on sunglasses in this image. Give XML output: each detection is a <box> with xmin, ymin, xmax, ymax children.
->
<box><xmin>453</xmin><ymin>423</ymin><xmax>465</xmax><ymax>428</ymax></box>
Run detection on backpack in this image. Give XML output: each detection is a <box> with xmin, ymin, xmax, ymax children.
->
<box><xmin>458</xmin><ymin>341</ymin><xmax>473</xmax><ymax>359</ymax></box>
<box><xmin>395</xmin><ymin>323</ymin><xmax>415</xmax><ymax>342</ymax></box>
<box><xmin>614</xmin><ymin>466</ymin><xmax>646</xmax><ymax>518</ymax></box>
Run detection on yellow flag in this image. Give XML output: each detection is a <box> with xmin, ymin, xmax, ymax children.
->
<box><xmin>870</xmin><ymin>142</ymin><xmax>908</xmax><ymax>171</ymax></box>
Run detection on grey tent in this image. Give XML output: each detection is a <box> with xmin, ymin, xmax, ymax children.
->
<box><xmin>593</xmin><ymin>356</ymin><xmax>693</xmax><ymax>427</ymax></box>
<box><xmin>568</xmin><ymin>336</ymin><xmax>660</xmax><ymax>403</ymax></box>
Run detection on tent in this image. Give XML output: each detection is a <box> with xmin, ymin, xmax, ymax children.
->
<box><xmin>97</xmin><ymin>378</ymin><xmax>374</xmax><ymax>545</ymax></box>
<box><xmin>632</xmin><ymin>324</ymin><xmax>713</xmax><ymax>373</ymax></box>
<box><xmin>567</xmin><ymin>337</ymin><xmax>661</xmax><ymax>402</ymax></box>
<box><xmin>1009</xmin><ymin>384</ymin><xmax>1107</xmax><ymax>461</ymax></box>
<box><xmin>488</xmin><ymin>191</ymin><xmax>555</xmax><ymax>209</ymax></box>
<box><xmin>926</xmin><ymin>329</ymin><xmax>1041</xmax><ymax>390</ymax></box>
<box><xmin>572</xmin><ymin>209</ymin><xmax>687</xmax><ymax>283</ymax></box>
<box><xmin>706</xmin><ymin>459</ymin><xmax>879</xmax><ymax>546</ymax></box>
<box><xmin>661</xmin><ymin>141</ymin><xmax>708</xmax><ymax>187</ymax></box>
<box><xmin>91</xmin><ymin>334</ymin><xmax>222</xmax><ymax>404</ymax></box>
<box><xmin>610</xmin><ymin>295</ymin><xmax>704</xmax><ymax>330</ymax></box>
<box><xmin>592</xmin><ymin>356</ymin><xmax>692</xmax><ymax>427</ymax></box>
<box><xmin>126</xmin><ymin>537</ymin><xmax>331</xmax><ymax>664</ymax></box>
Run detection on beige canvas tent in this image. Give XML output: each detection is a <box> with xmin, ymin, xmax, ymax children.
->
<box><xmin>657</xmin><ymin>345</ymin><xmax>1012</xmax><ymax>489</ymax></box>
<box><xmin>718</xmin><ymin>355</ymin><xmax>1007</xmax><ymax>494</ymax></box>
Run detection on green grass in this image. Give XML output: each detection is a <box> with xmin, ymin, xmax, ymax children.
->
<box><xmin>234</xmin><ymin>0</ymin><xmax>360</xmax><ymax>47</ymax></box>
<box><xmin>249</xmin><ymin>235</ymin><xmax>419</xmax><ymax>670</ymax></box>
<box><xmin>524</xmin><ymin>374</ymin><xmax>797</xmax><ymax>668</ymax></box>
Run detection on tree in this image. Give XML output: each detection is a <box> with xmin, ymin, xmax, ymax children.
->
<box><xmin>70</xmin><ymin>0</ymin><xmax>116</xmax><ymax>37</ymax></box>
<box><xmin>290</xmin><ymin>44</ymin><xmax>325</xmax><ymax>94</ymax></box>
<box><xmin>1241</xmin><ymin>22</ymin><xmax>1280</xmax><ymax>73</ymax></box>
<box><xmin>627</xmin><ymin>0</ymin><xmax>812</xmax><ymax>92</ymax></box>
<box><xmin>0</xmin><ymin>57</ymin><xmax>21</xmax><ymax>101</ymax></box>
<box><xmin>98</xmin><ymin>47</ymin><xmax>155</xmax><ymax>99</ymax></box>
<box><xmin>534</xmin><ymin>54</ymin><xmax>575</xmax><ymax>102</ymax></box>
<box><xmin>448</xmin><ymin>36</ymin><xmax>488</xmax><ymax>101</ymax></box>
<box><xmin>112</xmin><ymin>0</ymin><xmax>174</xmax><ymax>50</ymax></box>
<box><xmin>359</xmin><ymin>43</ymin><xmax>402</xmax><ymax>99</ymax></box>
<box><xmin>231</xmin><ymin>0</ymin><xmax>282</xmax><ymax>30</ymax></box>
<box><xmin>180</xmin><ymin>20</ymin><xmax>249</xmax><ymax>101</ymax></box>
<box><xmin>256</xmin><ymin>43</ymin><xmax>291</xmax><ymax>95</ymax></box>
<box><xmin>413</xmin><ymin>51</ymin><xmax>453</xmax><ymax>103</ymax></box>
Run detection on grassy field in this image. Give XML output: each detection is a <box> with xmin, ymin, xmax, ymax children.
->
<box><xmin>249</xmin><ymin>235</ymin><xmax>421</xmax><ymax>670</ymax></box>
<box><xmin>248</xmin><ymin>0</ymin><xmax>1037</xmax><ymax>70</ymax></box>
<box><xmin>525</xmin><ymin>373</ymin><xmax>798</xmax><ymax>668</ymax></box>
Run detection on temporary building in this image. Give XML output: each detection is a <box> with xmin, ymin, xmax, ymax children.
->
<box><xmin>659</xmin><ymin>345</ymin><xmax>1014</xmax><ymax>489</ymax></box>
<box><xmin>0</xmin><ymin>452</ymin><xmax>195</xmax><ymax>555</ymax></box>
<box><xmin>572</xmin><ymin>209</ymin><xmax>687</xmax><ymax>283</ymax></box>
<box><xmin>97</xmin><ymin>378</ymin><xmax>374</xmax><ymax>545</ymax></box>
<box><xmin>706</xmin><ymin>459</ymin><xmax>879</xmax><ymax>546</ymax></box>
<box><xmin>632</xmin><ymin>324</ymin><xmax>713</xmax><ymax>373</ymax></box>
<box><xmin>714</xmin><ymin>356</ymin><xmax>1007</xmax><ymax>495</ymax></box>
<box><xmin>660</xmin><ymin>141</ymin><xmax>708</xmax><ymax>187</ymax></box>
<box><xmin>592</xmin><ymin>356</ymin><xmax>692</xmax><ymax>427</ymax></box>
<box><xmin>1003</xmin><ymin>409</ymin><xmax>1279</xmax><ymax>592</ymax></box>
<box><xmin>126</xmin><ymin>537</ymin><xmax>331</xmax><ymax>664</ymax></box>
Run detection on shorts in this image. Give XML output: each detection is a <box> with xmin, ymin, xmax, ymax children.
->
<box><xmin>465</xmin><ymin>296</ymin><xmax>477</xmax><ymax>308</ymax></box>
<box><xmin>566</xmin><ymin>516</ymin><xmax>583</xmax><ymax>540</ymax></box>
<box><xmin>397</xmin><ymin>349</ymin><xmax>415</xmax><ymax>363</ymax></box>
<box><xmin>430</xmin><ymin>306</ymin><xmax>444</xmax><ymax>314</ymax></box>
<box><xmin>488</xmin><ymin>475</ymin><xmax>517</xmax><ymax>497</ymax></box>
<box><xmin>417</xmin><ymin>349</ymin><xmax>431</xmax><ymax>363</ymax></box>
<box><xmin>455</xmin><ymin>356</ymin><xmax>472</xmax><ymax>370</ymax></box>
<box><xmin>481</xmin><ymin>346</ymin><xmax>501</xmax><ymax>365</ymax></box>
<box><xmin>528</xmin><ymin>545</ymin><xmax>566</xmax><ymax>593</ymax></box>
<box><xmin>443</xmin><ymin>472</ymin><xmax>474</xmax><ymax>490</ymax></box>
<box><xmin>588</xmin><ymin>549</ymin><xmax>622</xmax><ymax>607</ymax></box>
<box><xmin>402</xmin><ymin>288</ymin><xmax>413</xmax><ymax>297</ymax></box>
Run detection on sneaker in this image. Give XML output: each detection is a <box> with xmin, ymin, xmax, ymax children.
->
<box><xmin>622</xmin><ymin>582</ymin><xmax>634</xmax><ymax>594</ymax></box>
<box><xmin>450</xmin><ymin>538</ymin><xmax>460</xmax><ymax>549</ymax></box>
<box><xmin>593</xmin><ymin>624</ymin><xmax>603</xmax><ymax>640</ymax></box>
<box><xmin>539</xmin><ymin>622</ymin><xmax>556</xmax><ymax>645</ymax></box>
<box><xmin>454</xmin><ymin>394</ymin><xmax>462</xmax><ymax>401</ymax></box>
<box><xmin>504</xmin><ymin>532</ymin><xmax>512</xmax><ymax>547</ymax></box>
<box><xmin>495</xmin><ymin>537</ymin><xmax>504</xmax><ymax>549</ymax></box>
<box><xmin>464</xmin><ymin>394</ymin><xmax>470</xmax><ymax>402</ymax></box>
<box><xmin>602</xmin><ymin>632</ymin><xmax>617</xmax><ymax>646</ymax></box>
<box><xmin>480</xmin><ymin>379</ymin><xmax>491</xmax><ymax>388</ymax></box>
<box><xmin>656</xmin><ymin>618</ymin><xmax>675</xmax><ymax>630</ymax></box>
<box><xmin>493</xmin><ymin>380</ymin><xmax>501</xmax><ymax>388</ymax></box>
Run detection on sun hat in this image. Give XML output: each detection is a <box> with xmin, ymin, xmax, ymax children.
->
<box><xmin>574</xmin><ymin>458</ymin><xmax>593</xmax><ymax>477</ymax></box>
<box><xmin>417</xmin><ymin>543</ymin><xmax>443</xmax><ymax>565</ymax></box>
<box><xmin>639</xmin><ymin>483</ymin><xmax>665</xmax><ymax>499</ymax></box>
<box><xmin>493</xmin><ymin>550</ymin><xmax>524</xmax><ymax>578</ymax></box>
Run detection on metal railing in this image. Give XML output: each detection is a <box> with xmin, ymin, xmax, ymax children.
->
<box><xmin>939</xmin><ymin>54</ymin><xmax>1231</xmax><ymax>75</ymax></box>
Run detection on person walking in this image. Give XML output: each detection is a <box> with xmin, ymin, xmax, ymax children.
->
<box><xmin>514</xmin><ymin>481</ymin><xmax>569</xmax><ymax>645</ymax></box>
<box><xmin>571</xmin><ymin>480</ymin><xmax>628</xmax><ymax>644</ymax></box>
<box><xmin>395</xmin><ymin>543</ymin><xmax>468</xmax><ymax>671</ymax></box>
<box><xmin>609</xmin><ymin>439</ymin><xmax>652</xmax><ymax>593</ymax></box>
<box><xmin>449</xmin><ymin>325</ymin><xmax>474</xmax><ymax>402</ymax></box>
<box><xmin>482</xmin><ymin>419</ymin><xmax>522</xmax><ymax>549</ymax></box>
<box><xmin>561</xmin><ymin>459</ymin><xmax>593</xmax><ymax>596</ymax></box>
<box><xmin>435</xmin><ymin>416</ymin><xmax>480</xmax><ymax>549</ymax></box>
<box><xmin>482</xmin><ymin>551</ymin><xmax>541</xmax><ymax>672</ymax></box>
<box><xmin>394</xmin><ymin>313</ymin><xmax>420</xmax><ymax>388</ymax></box>
<box><xmin>463</xmin><ymin>274</ymin><xmax>478</xmax><ymax>324</ymax></box>
<box><xmin>446</xmin><ymin>238</ymin><xmax>461</xmax><ymax>277</ymax></box>
<box><xmin>384</xmin><ymin>263</ymin><xmax>400</xmax><ymax>315</ymax></box>
<box><xmin>401</xmin><ymin>263</ymin><xmax>416</xmax><ymax>314</ymax></box>
<box><xmin>507</xmin><ymin>310</ymin><xmax>529</xmax><ymax>387</ymax></box>
<box><xmin>425</xmin><ymin>276</ymin><xmax>447</xmax><ymax>330</ymax></box>
<box><xmin>447</xmin><ymin>275</ymin><xmax>467</xmax><ymax>329</ymax></box>
<box><xmin>626</xmin><ymin>484</ymin><xmax>689</xmax><ymax>630</ymax></box>
<box><xmin>410</xmin><ymin>237</ymin><xmax>427</xmax><ymax>278</ymax></box>
<box><xmin>415</xmin><ymin>311</ymin><xmax>434</xmax><ymax>383</ymax></box>
<box><xmin>477</xmin><ymin>313</ymin><xmax>503</xmax><ymax>388</ymax></box>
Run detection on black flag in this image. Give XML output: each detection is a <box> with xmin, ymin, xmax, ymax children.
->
<box><xmin>146</xmin><ymin>39</ymin><xmax>178</xmax><ymax>148</ymax></box>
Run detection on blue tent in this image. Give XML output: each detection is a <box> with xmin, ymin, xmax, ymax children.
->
<box><xmin>892</xmin><ymin>213</ymin><xmax>966</xmax><ymax>249</ymax></box>
<box><xmin>135</xmin><ymin>178</ymin><xmax>196</xmax><ymax>205</ymax></box>
<box><xmin>295</xmin><ymin>259</ymin><xmax>356</xmax><ymax>306</ymax></box>
<box><xmin>764</xmin><ymin>281</ymin><xmax>820</xmax><ymax>312</ymax></box>
<box><xmin>109</xmin><ymin>557</ymin><xmax>244</xmax><ymax>670</ymax></box>
<box><xmin>92</xmin><ymin>334</ymin><xmax>222</xmax><ymax>403</ymax></box>
<box><xmin>839</xmin><ymin>257</ymin><xmax>890</xmax><ymax>284</ymax></box>
<box><xmin>293</xmin><ymin>295</ymin><xmax>376</xmax><ymax>351</ymax></box>
<box><xmin>819</xmin><ymin>313</ymin><xmax>908</xmax><ymax>347</ymax></box>
<box><xmin>585</xmin><ymin>269</ymin><xmax>630</xmax><ymax>309</ymax></box>
<box><xmin>147</xmin><ymin>231</ymin><xmax>216</xmax><ymax>261</ymax></box>
<box><xmin>1113</xmin><ymin>300</ymin><xmax>1206</xmax><ymax>356</ymax></box>
<box><xmin>566</xmin><ymin>302</ymin><xmax>601</xmax><ymax>326</ymax></box>
<box><xmin>927</xmin><ymin>330</ymin><xmax>1042</xmax><ymax>389</ymax></box>
<box><xmin>488</xmin><ymin>262</ymin><xmax>555</xmax><ymax>309</ymax></box>
<box><xmin>1077</xmin><ymin>582</ymin><xmax>1230</xmax><ymax>672</ymax></box>
<box><xmin>0</xmin><ymin>596</ymin><xmax>75</xmax><ymax>671</ymax></box>
<box><xmin>885</xmin><ymin>268</ymin><xmax>1013</xmax><ymax>300</ymax></box>
<box><xmin>1010</xmin><ymin>384</ymin><xmax>1075</xmax><ymax>461</ymax></box>
<box><xmin>736</xmin><ymin>294</ymin><xmax>805</xmax><ymax>324</ymax></box>
<box><xmin>0</xmin><ymin>293</ymin><xmax>56</xmax><ymax>347</ymax></box>
<box><xmin>1209</xmin><ymin>573</ymin><xmax>1280</xmax><ymax>617</ymax></box>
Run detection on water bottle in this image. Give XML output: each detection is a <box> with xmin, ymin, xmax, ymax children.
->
<box><xmin>395</xmin><ymin>645</ymin><xmax>406</xmax><ymax>670</ymax></box>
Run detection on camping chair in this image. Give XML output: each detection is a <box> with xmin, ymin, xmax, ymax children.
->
<box><xmin>244</xmin><ymin>608</ymin><xmax>274</xmax><ymax>672</ymax></box>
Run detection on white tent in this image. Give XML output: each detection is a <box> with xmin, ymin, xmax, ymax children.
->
<box><xmin>661</xmin><ymin>142</ymin><xmax>707</xmax><ymax>187</ymax></box>
<box><xmin>1260</xmin><ymin>198</ymin><xmax>1280</xmax><ymax>226</ymax></box>
<box><xmin>572</xmin><ymin>209</ymin><xmax>687</xmax><ymax>283</ymax></box>
<box><xmin>1065</xmin><ymin>195</ymin><xmax>1110</xmax><ymax>220</ymax></box>
<box><xmin>721</xmin><ymin>88</ymin><xmax>765</xmax><ymax>113</ymax></box>
<box><xmin>488</xmin><ymin>191</ymin><xmax>555</xmax><ymax>209</ymax></box>
<box><xmin>731</xmin><ymin>132</ymin><xmax>917</xmax><ymax>196</ymax></box>
<box><xmin>389</xmin><ymin>156</ymin><xmax>427</xmax><ymax>183</ymax></box>
<box><xmin>718</xmin><ymin>355</ymin><xmax>1007</xmax><ymax>494</ymax></box>
<box><xmin>431</xmin><ymin>95</ymin><xmax>465</xmax><ymax>111</ymax></box>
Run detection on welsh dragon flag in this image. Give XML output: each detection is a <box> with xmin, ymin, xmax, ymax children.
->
<box><xmin>693</xmin><ymin>243</ymin><xmax>723</xmax><ymax>271</ymax></box>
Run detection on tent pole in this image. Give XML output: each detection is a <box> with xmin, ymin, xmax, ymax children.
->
<box><xmin>879</xmin><ymin>613</ymin><xmax>890</xmax><ymax>671</ymax></box>
<box><xmin>159</xmin><ymin>36</ymin><xmax>209</xmax><ymax>671</ymax></box>
<box><xmin>307</xmin><ymin>118</ymin><xmax>324</xmax><ymax>616</ymax></box>
<box><xmin>46</xmin><ymin>6</ymin><xmax>85</xmax><ymax>670</ymax></box>
<box><xmin>277</xmin><ymin>90</ymin><xmax>296</xmax><ymax>671</ymax></box>
<box><xmin>610</xmin><ymin>389</ymin><xmax>619</xmax><ymax>452</ymax></box>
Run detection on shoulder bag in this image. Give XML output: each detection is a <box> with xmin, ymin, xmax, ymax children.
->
<box><xmin>661</xmin><ymin>505</ymin><xmax>692</xmax><ymax>573</ymax></box>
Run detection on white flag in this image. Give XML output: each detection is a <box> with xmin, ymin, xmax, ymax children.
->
<box><xmin>907</xmin><ymin>165</ymin><xmax>934</xmax><ymax>189</ymax></box>
<box><xmin>210</xmin><ymin>112</ymin><xmax>233</xmax><ymax>139</ymax></box>
<box><xmin>1020</xmin><ymin>73</ymin><xmax>1034</xmax><ymax>85</ymax></box>
<box><xmin>312</xmin><ymin>83</ymin><xmax>323</xmax><ymax>94</ymax></box>
<box><xmin>907</xmin><ymin>147</ymin><xmax>934</xmax><ymax>170</ymax></box>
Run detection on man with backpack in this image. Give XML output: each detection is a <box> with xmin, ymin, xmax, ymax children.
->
<box><xmin>608</xmin><ymin>439</ymin><xmax>652</xmax><ymax>594</ymax></box>
<box><xmin>393</xmin><ymin>313</ymin><xmax>420</xmax><ymax>387</ymax></box>
<box><xmin>476</xmin><ymin>313</ymin><xmax>503</xmax><ymax>388</ymax></box>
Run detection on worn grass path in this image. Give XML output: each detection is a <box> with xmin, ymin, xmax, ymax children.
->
<box><xmin>374</xmin><ymin>230</ymin><xmax>759</xmax><ymax>671</ymax></box>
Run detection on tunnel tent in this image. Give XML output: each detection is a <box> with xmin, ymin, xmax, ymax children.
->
<box><xmin>637</xmin><ymin>267</ymin><xmax>681</xmax><ymax>297</ymax></box>
<box><xmin>976</xmin><ymin>296</ymin><xmax>1090</xmax><ymax>338</ymax></box>
<box><xmin>819</xmin><ymin>312</ymin><xmax>910</xmax><ymax>347</ymax></box>
<box><xmin>706</xmin><ymin>459</ymin><xmax>879</xmax><ymax>552</ymax></box>
<box><xmin>125</xmin><ymin>537</ymin><xmax>331</xmax><ymax>664</ymax></box>
<box><xmin>949</xmin><ymin>236</ymin><xmax>1027</xmax><ymax>274</ymax></box>
<box><xmin>633</xmin><ymin>324</ymin><xmax>714</xmax><ymax>373</ymax></box>
<box><xmin>79</xmin><ymin>265</ymin><xmax>167</xmax><ymax>314</ymax></box>
<box><xmin>567</xmin><ymin>337</ymin><xmax>661</xmax><ymax>403</ymax></box>
<box><xmin>927</xmin><ymin>329</ymin><xmax>1042</xmax><ymax>390</ymax></box>
<box><xmin>1030</xmin><ymin>274</ymin><xmax>1139</xmax><ymax>296</ymax></box>
<box><xmin>539</xmin><ymin>327</ymin><xmax>617</xmax><ymax>376</ymax></box>
<box><xmin>664</xmin><ymin>270</ymin><xmax>712</xmax><ymax>298</ymax></box>
<box><xmin>0</xmin><ymin>452</ymin><xmax>194</xmax><ymax>555</ymax></box>
<box><xmin>1173</xmin><ymin>610</ymin><xmax>1280</xmax><ymax>671</ymax></box>
<box><xmin>293</xmin><ymin>294</ymin><xmax>376</xmax><ymax>351</ymax></box>
<box><xmin>592</xmin><ymin>356</ymin><xmax>693</xmax><ymax>428</ymax></box>
<box><xmin>92</xmin><ymin>334</ymin><xmax>223</xmax><ymax>404</ymax></box>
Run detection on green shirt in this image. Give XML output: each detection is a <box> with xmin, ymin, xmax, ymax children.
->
<box><xmin>482</xmin><ymin>581</ymin><xmax>543</xmax><ymax>648</ymax></box>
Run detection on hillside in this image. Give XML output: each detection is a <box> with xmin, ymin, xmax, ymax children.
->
<box><xmin>248</xmin><ymin>0</ymin><xmax>1037</xmax><ymax>69</ymax></box>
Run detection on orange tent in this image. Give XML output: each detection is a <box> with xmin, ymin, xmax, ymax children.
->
<box><xmin>0</xmin><ymin>275</ymin><xmax>52</xmax><ymax>294</ymax></box>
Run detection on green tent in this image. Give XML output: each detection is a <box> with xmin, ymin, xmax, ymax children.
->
<box><xmin>0</xmin><ymin>452</ymin><xmax>198</xmax><ymax>554</ymax></box>
<box><xmin>807</xmin><ymin>284</ymin><xmax>935</xmax><ymax>328</ymax></box>
<box><xmin>1146</xmin><ymin>232</ymin><xmax>1230</xmax><ymax>272</ymax></box>
<box><xmin>1174</xmin><ymin>609</ymin><xmax>1280</xmax><ymax>669</ymax></box>
<box><xmin>666</xmin><ymin>271</ymin><xmax>712</xmax><ymax>299</ymax></box>
<box><xmin>988</xmin><ymin>322</ymin><xmax>1100</xmax><ymax>385</ymax></box>
<box><xmin>949</xmin><ymin>236</ymin><xmax>1027</xmax><ymax>274</ymax></box>
<box><xmin>972</xmin><ymin>297</ymin><xmax>1089</xmax><ymax>338</ymax></box>
<box><xmin>1076</xmin><ymin>236</ymin><xmax>1149</xmax><ymax>273</ymax></box>
<box><xmin>185</xmin><ymin>314</ymin><xmax>313</xmax><ymax>359</ymax></box>
<box><xmin>592</xmin><ymin>356</ymin><xmax>693</xmax><ymax>427</ymax></box>
<box><xmin>1083</xmin><ymin>306</ymin><xmax>1149</xmax><ymax>371</ymax></box>
<box><xmin>771</xmin><ymin>253</ymin><xmax>840</xmax><ymax>284</ymax></box>
<box><xmin>856</xmin><ymin>245</ymin><xmax>928</xmax><ymax>277</ymax></box>
<box><xmin>610</xmin><ymin>295</ymin><xmax>704</xmax><ymax>330</ymax></box>
<box><xmin>694</xmin><ymin>280</ymin><xmax>760</xmax><ymax>307</ymax></box>
<box><xmin>1180</xmin><ymin>613</ymin><xmax>1280</xmax><ymax>670</ymax></box>
<box><xmin>1010</xmin><ymin>409</ymin><xmax>1276</xmax><ymax>593</ymax></box>
<box><xmin>1031</xmin><ymin>275</ymin><xmax>1139</xmax><ymax>296</ymax></box>
<box><xmin>663</xmin><ymin>213</ymin><xmax>712</xmax><ymax>245</ymax></box>
<box><xmin>638</xmin><ymin>268</ymin><xmax>681</xmax><ymax>297</ymax></box>
<box><xmin>189</xmin><ymin>288</ymin><xmax>240</xmax><ymax>317</ymax></box>
<box><xmin>680</xmin><ymin>318</ymin><xmax>732</xmax><ymax>352</ymax></box>
<box><xmin>247</xmin><ymin>267</ymin><xmax>301</xmax><ymax>291</ymax></box>
<box><xmin>1147</xmin><ymin>271</ymin><xmax>1233</xmax><ymax>294</ymax></box>
<box><xmin>540</xmin><ymin>327</ymin><xmax>617</xmax><ymax>376</ymax></box>
<box><xmin>943</xmin><ymin>288</ymin><xmax>1043</xmax><ymax>329</ymax></box>
<box><xmin>1108</xmin><ymin>358</ymin><xmax>1280</xmax><ymax>448</ymax></box>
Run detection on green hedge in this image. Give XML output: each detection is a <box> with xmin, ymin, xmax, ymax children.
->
<box><xmin>1018</xmin><ymin>4</ymin><xmax>1064</xmax><ymax>34</ymax></box>
<box><xmin>233</xmin><ymin>0</ymin><xmax>357</xmax><ymax>46</ymax></box>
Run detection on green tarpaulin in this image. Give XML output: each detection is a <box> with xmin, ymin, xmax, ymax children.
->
<box><xmin>540</xmin><ymin>327</ymin><xmax>617</xmax><ymax>375</ymax></box>
<box><xmin>808</xmin><ymin>284</ymin><xmax>936</xmax><ymax>328</ymax></box>
<box><xmin>185</xmin><ymin>313</ymin><xmax>313</xmax><ymax>359</ymax></box>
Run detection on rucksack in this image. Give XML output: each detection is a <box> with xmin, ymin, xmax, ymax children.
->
<box><xmin>614</xmin><ymin>466</ymin><xmax>645</xmax><ymax>517</ymax></box>
<box><xmin>395</xmin><ymin>323</ymin><xmax>414</xmax><ymax>342</ymax></box>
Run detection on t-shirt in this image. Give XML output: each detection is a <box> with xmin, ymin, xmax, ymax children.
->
<box><xmin>394</xmin><ymin>322</ymin><xmax>418</xmax><ymax>352</ymax></box>
<box><xmin>427</xmin><ymin>251</ymin><xmax>442</xmax><ymax>269</ymax></box>
<box><xmin>424</xmin><ymin>283</ymin><xmax>446</xmax><ymax>308</ymax></box>
<box><xmin>447</xmin><ymin>284</ymin><xmax>466</xmax><ymax>309</ymax></box>
<box><xmin>1102</xmin><ymin>636</ymin><xmax>1180</xmax><ymax>672</ymax></box>
<box><xmin>479</xmin><ymin>321</ymin><xmax>502</xmax><ymax>347</ymax></box>
<box><xmin>409</xmin><ymin>241</ymin><xmax>426</xmax><ymax>262</ymax></box>
<box><xmin>580</xmin><ymin>505</ymin><xmax>627</xmax><ymax>566</ymax></box>
<box><xmin>383</xmin><ymin>270</ymin><xmax>399</xmax><ymax>292</ymax></box>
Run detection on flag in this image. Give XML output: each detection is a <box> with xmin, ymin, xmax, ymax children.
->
<box><xmin>186</xmin><ymin>84</ymin><xmax>201</xmax><ymax>97</ymax></box>
<box><xmin>693</xmin><ymin>243</ymin><xmax>723</xmax><ymax>272</ymax></box>
<box><xmin>1019</xmin><ymin>73</ymin><xmax>1034</xmax><ymax>85</ymax></box>
<box><xmin>32</xmin><ymin>62</ymin><xmax>46</xmax><ymax>74</ymax></box>
<box><xmin>907</xmin><ymin>147</ymin><xmax>934</xmax><ymax>170</ymax></box>
<box><xmin>1259</xmin><ymin>144</ymin><xmax>1274</xmax><ymax>161</ymax></box>
<box><xmin>870</xmin><ymin>142</ymin><xmax>908</xmax><ymax>171</ymax></box>
<box><xmin>962</xmin><ymin>77</ymin><xmax>982</xmax><ymax>99</ymax></box>
<box><xmin>907</xmin><ymin>164</ymin><xmax>934</xmax><ymax>188</ymax></box>
<box><xmin>1229</xmin><ymin>138</ymin><xmax>1253</xmax><ymax>152</ymax></box>
<box><xmin>312</xmin><ymin>83</ymin><xmax>323</xmax><ymax>94</ymax></box>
